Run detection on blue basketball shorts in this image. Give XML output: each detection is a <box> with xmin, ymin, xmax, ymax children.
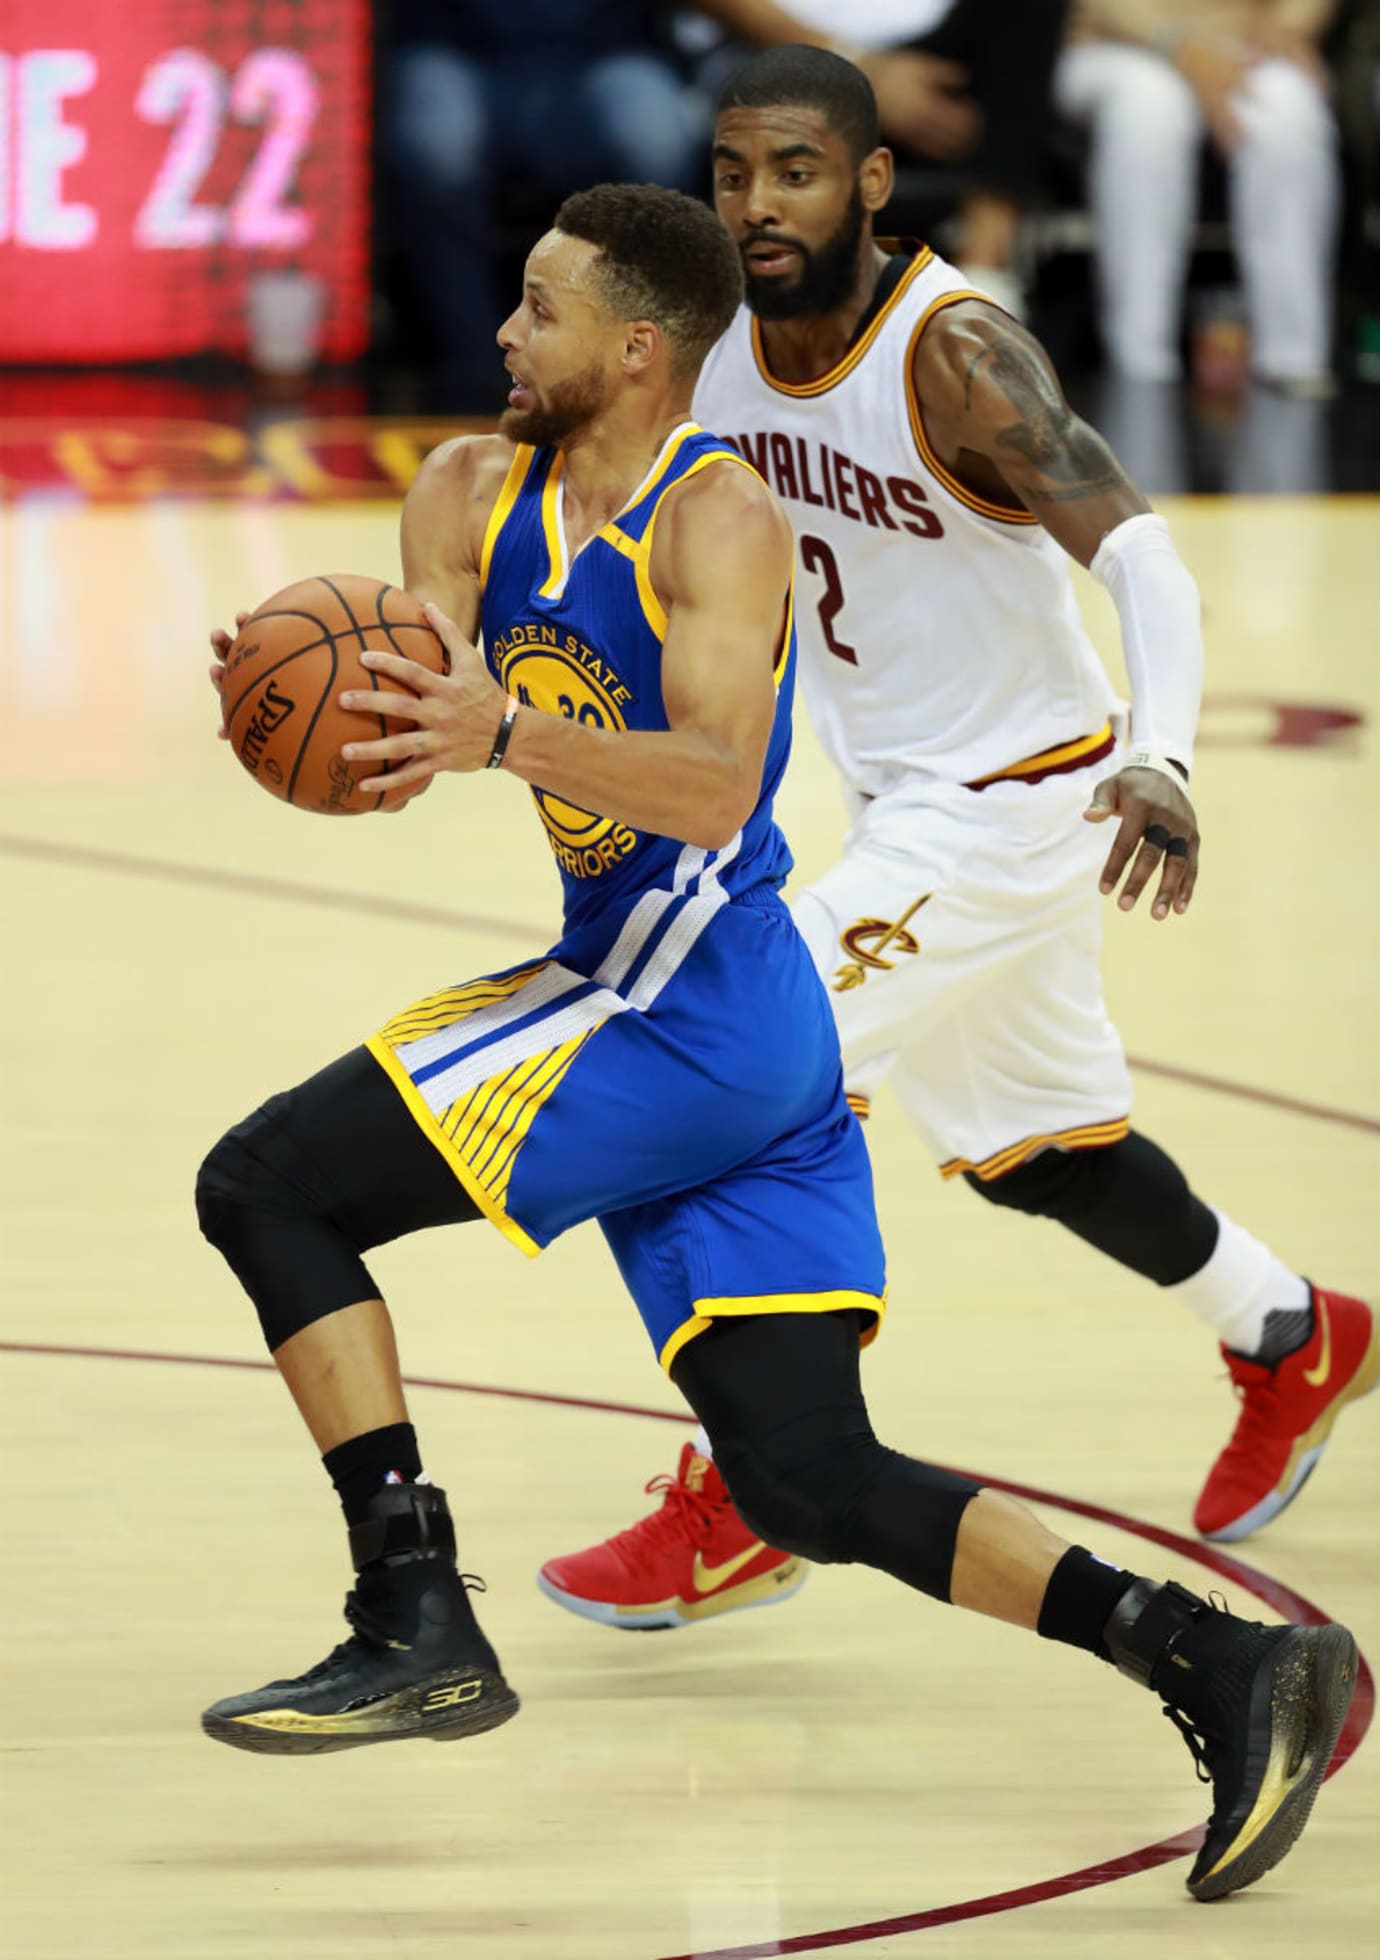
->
<box><xmin>366</xmin><ymin>887</ymin><xmax>886</xmax><ymax>1370</ymax></box>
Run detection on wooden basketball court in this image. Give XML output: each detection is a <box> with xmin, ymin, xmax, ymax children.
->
<box><xmin>1</xmin><ymin>490</ymin><xmax>1375</xmax><ymax>1958</ymax></box>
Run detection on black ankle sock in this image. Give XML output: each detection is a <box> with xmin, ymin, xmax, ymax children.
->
<box><xmin>323</xmin><ymin>1422</ymin><xmax>423</xmax><ymax>1526</ymax></box>
<box><xmin>1037</xmin><ymin>1546</ymin><xmax>1141</xmax><ymax>1661</ymax></box>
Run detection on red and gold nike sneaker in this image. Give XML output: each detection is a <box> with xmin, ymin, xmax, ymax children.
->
<box><xmin>1195</xmin><ymin>1288</ymin><xmax>1379</xmax><ymax>1542</ymax></box>
<box><xmin>537</xmin><ymin>1442</ymin><xmax>806</xmax><ymax>1630</ymax></box>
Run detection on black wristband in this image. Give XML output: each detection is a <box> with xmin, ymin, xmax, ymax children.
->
<box><xmin>486</xmin><ymin>694</ymin><xmax>518</xmax><ymax>770</ymax></box>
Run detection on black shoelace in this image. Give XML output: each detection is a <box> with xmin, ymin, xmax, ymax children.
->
<box><xmin>1158</xmin><ymin>1591</ymin><xmax>1234</xmax><ymax>1812</ymax></box>
<box><xmin>1163</xmin><ymin>1703</ymin><xmax>1216</xmax><ymax>1787</ymax></box>
<box><xmin>342</xmin><ymin>1569</ymin><xmax>488</xmax><ymax>1650</ymax></box>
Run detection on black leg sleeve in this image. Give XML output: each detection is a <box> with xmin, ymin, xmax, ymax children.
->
<box><xmin>196</xmin><ymin>1046</ymin><xmax>481</xmax><ymax>1349</ymax></box>
<box><xmin>672</xmin><ymin>1313</ymin><xmax>980</xmax><ymax>1602</ymax></box>
<box><xmin>966</xmin><ymin>1130</ymin><xmax>1220</xmax><ymax>1286</ymax></box>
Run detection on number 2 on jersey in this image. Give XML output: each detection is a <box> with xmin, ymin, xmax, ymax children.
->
<box><xmin>799</xmin><ymin>535</ymin><xmax>857</xmax><ymax>666</ymax></box>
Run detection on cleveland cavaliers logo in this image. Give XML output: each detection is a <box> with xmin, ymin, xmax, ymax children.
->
<box><xmin>832</xmin><ymin>895</ymin><xmax>933</xmax><ymax>991</ymax></box>
<box><xmin>498</xmin><ymin>630</ymin><xmax>638</xmax><ymax>880</ymax></box>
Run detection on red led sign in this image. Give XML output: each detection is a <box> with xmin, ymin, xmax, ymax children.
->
<box><xmin>0</xmin><ymin>0</ymin><xmax>369</xmax><ymax>361</ymax></box>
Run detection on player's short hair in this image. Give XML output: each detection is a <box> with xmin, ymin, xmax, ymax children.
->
<box><xmin>715</xmin><ymin>45</ymin><xmax>881</xmax><ymax>163</ymax></box>
<box><xmin>554</xmin><ymin>183</ymin><xmax>744</xmax><ymax>376</ymax></box>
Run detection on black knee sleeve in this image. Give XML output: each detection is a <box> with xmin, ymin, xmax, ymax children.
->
<box><xmin>196</xmin><ymin>1047</ymin><xmax>479</xmax><ymax>1350</ymax></box>
<box><xmin>672</xmin><ymin>1313</ymin><xmax>980</xmax><ymax>1602</ymax></box>
<box><xmin>714</xmin><ymin>1432</ymin><xmax>979</xmax><ymax>1603</ymax></box>
<box><xmin>964</xmin><ymin>1131</ymin><xmax>1219</xmax><ymax>1286</ymax></box>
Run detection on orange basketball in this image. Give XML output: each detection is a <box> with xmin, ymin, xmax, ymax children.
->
<box><xmin>222</xmin><ymin>574</ymin><xmax>450</xmax><ymax>815</ymax></box>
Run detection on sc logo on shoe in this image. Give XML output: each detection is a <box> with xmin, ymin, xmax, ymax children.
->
<box><xmin>421</xmin><ymin>1678</ymin><xmax>484</xmax><ymax>1714</ymax></box>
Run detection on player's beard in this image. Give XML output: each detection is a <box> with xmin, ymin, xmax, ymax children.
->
<box><xmin>743</xmin><ymin>182</ymin><xmax>868</xmax><ymax>322</ymax></box>
<box><xmin>499</xmin><ymin>356</ymin><xmax>609</xmax><ymax>447</ymax></box>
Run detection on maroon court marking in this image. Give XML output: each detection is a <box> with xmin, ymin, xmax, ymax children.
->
<box><xmin>0</xmin><ymin>833</ymin><xmax>527</xmax><ymax>944</ymax></box>
<box><xmin>2</xmin><ymin>1338</ymin><xmax>1372</xmax><ymax>1957</ymax></box>
<box><xmin>0</xmin><ymin>1339</ymin><xmax>684</xmax><ymax>1427</ymax></box>
<box><xmin>3</xmin><ymin>831</ymin><xmax>1378</xmax><ymax>1140</ymax></box>
<box><xmin>1124</xmin><ymin>1054</ymin><xmax>1380</xmax><ymax>1138</ymax></box>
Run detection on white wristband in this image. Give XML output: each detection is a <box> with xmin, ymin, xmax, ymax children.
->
<box><xmin>1123</xmin><ymin>746</ymin><xmax>1191</xmax><ymax>787</ymax></box>
<box><xmin>1090</xmin><ymin>513</ymin><xmax>1202</xmax><ymax>778</ymax></box>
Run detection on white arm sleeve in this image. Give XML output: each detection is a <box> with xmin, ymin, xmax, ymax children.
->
<box><xmin>1089</xmin><ymin>512</ymin><xmax>1203</xmax><ymax>778</ymax></box>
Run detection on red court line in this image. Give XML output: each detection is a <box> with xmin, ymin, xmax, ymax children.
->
<box><xmin>0</xmin><ymin>1339</ymin><xmax>685</xmax><ymax>1427</ymax></box>
<box><xmin>4</xmin><ymin>830</ymin><xmax>1377</xmax><ymax>1140</ymax></box>
<box><xmin>2</xmin><ymin>1337</ymin><xmax>1371</xmax><ymax>1958</ymax></box>
<box><xmin>1125</xmin><ymin>1054</ymin><xmax>1380</xmax><ymax>1137</ymax></box>
<box><xmin>0</xmin><ymin>833</ymin><xmax>528</xmax><ymax>945</ymax></box>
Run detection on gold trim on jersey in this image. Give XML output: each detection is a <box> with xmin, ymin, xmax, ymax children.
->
<box><xmin>377</xmin><ymin>966</ymin><xmax>551</xmax><ymax>1048</ymax></box>
<box><xmin>538</xmin><ymin>451</ymin><xmax>568</xmax><ymax>598</ymax></box>
<box><xmin>600</xmin><ymin>524</ymin><xmax>639</xmax><ymax>563</ymax></box>
<box><xmin>773</xmin><ymin>569</ymin><xmax>795</xmax><ymax>688</ymax></box>
<box><xmin>658</xmin><ymin>1288</ymin><xmax>886</xmax><ymax>1374</ymax></box>
<box><xmin>967</xmin><ymin>722</ymin><xmax>1115</xmax><ymax>791</ymax></box>
<box><xmin>750</xmin><ymin>248</ymin><xmax>935</xmax><ymax>398</ymax></box>
<box><xmin>941</xmin><ymin>1115</ymin><xmax>1131</xmax><ymax>1183</ymax></box>
<box><xmin>630</xmin><ymin>448</ymin><xmax>765</xmax><ymax>642</ymax></box>
<box><xmin>366</xmin><ymin>1005</ymin><xmax>603</xmax><ymax>1256</ymax></box>
<box><xmin>478</xmin><ymin>444</ymin><xmax>534</xmax><ymax>590</ymax></box>
<box><xmin>439</xmin><ymin>1025</ymin><xmax>598</xmax><ymax>1209</ymax></box>
<box><xmin>366</xmin><ymin>1034</ymin><xmax>538</xmax><ymax>1256</ymax></box>
<box><xmin>845</xmin><ymin>1091</ymin><xmax>871</xmax><ymax>1121</ymax></box>
<box><xmin>610</xmin><ymin>420</ymin><xmax>700</xmax><ymax>521</ymax></box>
<box><xmin>536</xmin><ymin>424</ymin><xmax>704</xmax><ymax>602</ymax></box>
<box><xmin>904</xmin><ymin>292</ymin><xmax>1040</xmax><ymax>527</ymax></box>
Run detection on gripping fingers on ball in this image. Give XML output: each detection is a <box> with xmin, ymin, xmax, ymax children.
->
<box><xmin>209</xmin><ymin>662</ymin><xmax>230</xmax><ymax>739</ymax></box>
<box><xmin>340</xmin><ymin>688</ymin><xmax>428</xmax><ymax>723</ymax></box>
<box><xmin>342</xmin><ymin>729</ymin><xmax>430</xmax><ymax>765</ymax></box>
<box><xmin>359</xmin><ymin>761</ymin><xmax>432</xmax><ymax>796</ymax></box>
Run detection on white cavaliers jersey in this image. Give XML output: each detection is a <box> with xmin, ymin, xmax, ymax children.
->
<box><xmin>693</xmin><ymin>248</ymin><xmax>1117</xmax><ymax>799</ymax></box>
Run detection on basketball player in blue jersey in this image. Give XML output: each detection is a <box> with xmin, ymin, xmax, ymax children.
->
<box><xmin>545</xmin><ymin>52</ymin><xmax>1374</xmax><ymax>1600</ymax></box>
<box><xmin>198</xmin><ymin>183</ymin><xmax>1354</xmax><ymax>1902</ymax></box>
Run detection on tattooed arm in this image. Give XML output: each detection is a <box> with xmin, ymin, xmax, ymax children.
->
<box><xmin>911</xmin><ymin>302</ymin><xmax>1149</xmax><ymax>565</ymax></box>
<box><xmin>914</xmin><ymin>301</ymin><xmax>1205</xmax><ymax>922</ymax></box>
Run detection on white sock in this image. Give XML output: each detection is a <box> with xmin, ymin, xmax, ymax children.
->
<box><xmin>1168</xmin><ymin>1207</ymin><xmax>1311</xmax><ymax>1355</ymax></box>
<box><xmin>693</xmin><ymin>1423</ymin><xmax>713</xmax><ymax>1461</ymax></box>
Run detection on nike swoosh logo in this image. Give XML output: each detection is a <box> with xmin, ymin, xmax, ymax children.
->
<box><xmin>1302</xmin><ymin>1298</ymin><xmax>1331</xmax><ymax>1388</ymax></box>
<box><xmin>693</xmin><ymin>1541</ymin><xmax>766</xmax><ymax>1593</ymax></box>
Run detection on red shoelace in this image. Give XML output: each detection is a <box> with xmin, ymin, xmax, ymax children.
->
<box><xmin>604</xmin><ymin>1470</ymin><xmax>722</xmax><ymax>1558</ymax></box>
<box><xmin>1214</xmin><ymin>1368</ymin><xmax>1285</xmax><ymax>1473</ymax></box>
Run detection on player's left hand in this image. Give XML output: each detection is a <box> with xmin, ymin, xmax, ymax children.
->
<box><xmin>1083</xmin><ymin>765</ymin><xmax>1199</xmax><ymax>920</ymax></box>
<box><xmin>339</xmin><ymin>602</ymin><xmax>508</xmax><ymax>793</ymax></box>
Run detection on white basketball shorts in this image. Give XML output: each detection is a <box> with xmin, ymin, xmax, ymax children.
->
<box><xmin>791</xmin><ymin>762</ymin><xmax>1134</xmax><ymax>1179</ymax></box>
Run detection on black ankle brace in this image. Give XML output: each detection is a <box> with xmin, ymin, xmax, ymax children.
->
<box><xmin>1102</xmin><ymin>1577</ymin><xmax>1207</xmax><ymax>1688</ymax></box>
<box><xmin>347</xmin><ymin>1483</ymin><xmax>457</xmax><ymax>1572</ymax></box>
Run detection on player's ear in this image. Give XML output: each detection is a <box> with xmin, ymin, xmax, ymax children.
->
<box><xmin>860</xmin><ymin>147</ymin><xmax>894</xmax><ymax>214</ymax></box>
<box><xmin>623</xmin><ymin>318</ymin><xmax>662</xmax><ymax>377</ymax></box>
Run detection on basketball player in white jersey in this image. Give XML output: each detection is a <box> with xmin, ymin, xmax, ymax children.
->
<box><xmin>537</xmin><ymin>46</ymin><xmax>1377</xmax><ymax>1633</ymax></box>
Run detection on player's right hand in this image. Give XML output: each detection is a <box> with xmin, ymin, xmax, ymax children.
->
<box><xmin>208</xmin><ymin>611</ymin><xmax>250</xmax><ymax>740</ymax></box>
<box><xmin>1084</xmin><ymin>764</ymin><xmax>1200</xmax><ymax>921</ymax></box>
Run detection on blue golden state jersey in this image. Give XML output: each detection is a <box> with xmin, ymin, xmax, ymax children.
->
<box><xmin>369</xmin><ymin>422</ymin><xmax>886</xmax><ymax>1370</ymax></box>
<box><xmin>478</xmin><ymin>421</ymin><xmax>796</xmax><ymax>937</ymax></box>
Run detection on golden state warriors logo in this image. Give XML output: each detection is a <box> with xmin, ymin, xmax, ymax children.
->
<box><xmin>492</xmin><ymin>624</ymin><xmax>639</xmax><ymax>879</ymax></box>
<box><xmin>832</xmin><ymin>894</ymin><xmax>932</xmax><ymax>991</ymax></box>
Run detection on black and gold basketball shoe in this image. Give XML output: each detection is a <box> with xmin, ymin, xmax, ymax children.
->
<box><xmin>1105</xmin><ymin>1579</ymin><xmax>1357</xmax><ymax>1901</ymax></box>
<box><xmin>202</xmin><ymin>1484</ymin><xmax>519</xmax><ymax>1754</ymax></box>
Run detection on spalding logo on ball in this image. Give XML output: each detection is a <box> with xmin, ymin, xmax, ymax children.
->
<box><xmin>223</xmin><ymin>574</ymin><xmax>449</xmax><ymax>815</ymax></box>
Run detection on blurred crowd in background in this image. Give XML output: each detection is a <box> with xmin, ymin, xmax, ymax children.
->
<box><xmin>1</xmin><ymin>0</ymin><xmax>1376</xmax><ymax>498</ymax></box>
<box><xmin>376</xmin><ymin>0</ymin><xmax>1380</xmax><ymax>430</ymax></box>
